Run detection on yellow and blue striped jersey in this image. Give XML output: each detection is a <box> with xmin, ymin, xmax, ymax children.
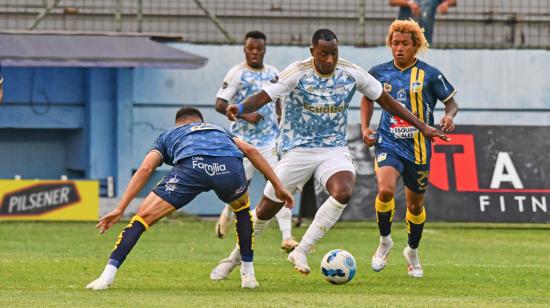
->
<box><xmin>370</xmin><ymin>59</ymin><xmax>456</xmax><ymax>165</ymax></box>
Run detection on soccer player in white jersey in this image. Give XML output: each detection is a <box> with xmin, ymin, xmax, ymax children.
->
<box><xmin>213</xmin><ymin>31</ymin><xmax>298</xmax><ymax>252</ymax></box>
<box><xmin>211</xmin><ymin>29</ymin><xmax>448</xmax><ymax>281</ymax></box>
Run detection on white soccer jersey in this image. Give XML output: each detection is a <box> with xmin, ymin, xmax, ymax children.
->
<box><xmin>262</xmin><ymin>57</ymin><xmax>383</xmax><ymax>153</ymax></box>
<box><xmin>216</xmin><ymin>63</ymin><xmax>279</xmax><ymax>147</ymax></box>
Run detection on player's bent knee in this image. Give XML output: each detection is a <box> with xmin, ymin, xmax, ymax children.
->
<box><xmin>330</xmin><ymin>188</ymin><xmax>353</xmax><ymax>205</ymax></box>
<box><xmin>377</xmin><ymin>188</ymin><xmax>395</xmax><ymax>202</ymax></box>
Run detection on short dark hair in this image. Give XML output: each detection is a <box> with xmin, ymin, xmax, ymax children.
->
<box><xmin>312</xmin><ymin>29</ymin><xmax>338</xmax><ymax>45</ymax></box>
<box><xmin>245</xmin><ymin>30</ymin><xmax>267</xmax><ymax>42</ymax></box>
<box><xmin>175</xmin><ymin>106</ymin><xmax>204</xmax><ymax>123</ymax></box>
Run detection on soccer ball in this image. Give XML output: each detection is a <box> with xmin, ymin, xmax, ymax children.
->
<box><xmin>320</xmin><ymin>249</ymin><xmax>357</xmax><ymax>284</ymax></box>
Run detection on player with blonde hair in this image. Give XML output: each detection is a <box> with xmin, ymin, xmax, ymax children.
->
<box><xmin>362</xmin><ymin>19</ymin><xmax>459</xmax><ymax>277</ymax></box>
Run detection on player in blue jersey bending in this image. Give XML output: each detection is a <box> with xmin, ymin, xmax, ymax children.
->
<box><xmin>214</xmin><ymin>31</ymin><xmax>297</xmax><ymax>252</ymax></box>
<box><xmin>362</xmin><ymin>19</ymin><xmax>459</xmax><ymax>278</ymax></box>
<box><xmin>211</xmin><ymin>28</ymin><xmax>449</xmax><ymax>282</ymax></box>
<box><xmin>86</xmin><ymin>107</ymin><xmax>294</xmax><ymax>290</ymax></box>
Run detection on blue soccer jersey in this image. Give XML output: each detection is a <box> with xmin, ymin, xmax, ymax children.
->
<box><xmin>370</xmin><ymin>59</ymin><xmax>456</xmax><ymax>165</ymax></box>
<box><xmin>263</xmin><ymin>57</ymin><xmax>383</xmax><ymax>153</ymax></box>
<box><xmin>150</xmin><ymin>122</ymin><xmax>243</xmax><ymax>166</ymax></box>
<box><xmin>216</xmin><ymin>63</ymin><xmax>279</xmax><ymax>147</ymax></box>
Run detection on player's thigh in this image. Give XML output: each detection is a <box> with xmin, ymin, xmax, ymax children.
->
<box><xmin>152</xmin><ymin>157</ymin><xmax>211</xmax><ymax>213</ymax></box>
<box><xmin>136</xmin><ymin>192</ymin><xmax>177</xmax><ymax>226</ymax></box>
<box><xmin>263</xmin><ymin>148</ymin><xmax>319</xmax><ymax>202</ymax></box>
<box><xmin>314</xmin><ymin>147</ymin><xmax>356</xmax><ymax>190</ymax></box>
<box><xmin>374</xmin><ymin>147</ymin><xmax>404</xmax><ymax>195</ymax></box>
<box><xmin>211</xmin><ymin>156</ymin><xmax>249</xmax><ymax>208</ymax></box>
<box><xmin>402</xmin><ymin>161</ymin><xmax>430</xmax><ymax>213</ymax></box>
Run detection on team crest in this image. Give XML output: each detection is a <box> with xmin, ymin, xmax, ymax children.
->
<box><xmin>411</xmin><ymin>81</ymin><xmax>423</xmax><ymax>93</ymax></box>
<box><xmin>383</xmin><ymin>83</ymin><xmax>392</xmax><ymax>92</ymax></box>
<box><xmin>376</xmin><ymin>152</ymin><xmax>387</xmax><ymax>163</ymax></box>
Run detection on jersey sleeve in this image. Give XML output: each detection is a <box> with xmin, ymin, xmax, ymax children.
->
<box><xmin>262</xmin><ymin>61</ymin><xmax>302</xmax><ymax>101</ymax></box>
<box><xmin>216</xmin><ymin>64</ymin><xmax>242</xmax><ymax>102</ymax></box>
<box><xmin>430</xmin><ymin>69</ymin><xmax>456</xmax><ymax>103</ymax></box>
<box><xmin>149</xmin><ymin>132</ymin><xmax>168</xmax><ymax>166</ymax></box>
<box><xmin>350</xmin><ymin>64</ymin><xmax>383</xmax><ymax>101</ymax></box>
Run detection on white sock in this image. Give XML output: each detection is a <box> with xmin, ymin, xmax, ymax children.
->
<box><xmin>252</xmin><ymin>208</ymin><xmax>271</xmax><ymax>238</ymax></box>
<box><xmin>405</xmin><ymin>246</ymin><xmax>420</xmax><ymax>267</ymax></box>
<box><xmin>99</xmin><ymin>264</ymin><xmax>118</xmax><ymax>283</ymax></box>
<box><xmin>240</xmin><ymin>261</ymin><xmax>254</xmax><ymax>276</ymax></box>
<box><xmin>296</xmin><ymin>196</ymin><xmax>346</xmax><ymax>254</ymax></box>
<box><xmin>222</xmin><ymin>204</ymin><xmax>235</xmax><ymax>219</ymax></box>
<box><xmin>275</xmin><ymin>206</ymin><xmax>292</xmax><ymax>240</ymax></box>
<box><xmin>380</xmin><ymin>235</ymin><xmax>393</xmax><ymax>245</ymax></box>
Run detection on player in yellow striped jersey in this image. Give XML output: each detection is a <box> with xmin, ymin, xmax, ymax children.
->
<box><xmin>361</xmin><ymin>19</ymin><xmax>459</xmax><ymax>278</ymax></box>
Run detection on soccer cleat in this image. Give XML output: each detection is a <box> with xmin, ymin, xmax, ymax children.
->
<box><xmin>241</xmin><ymin>273</ymin><xmax>259</xmax><ymax>289</ymax></box>
<box><xmin>371</xmin><ymin>237</ymin><xmax>394</xmax><ymax>272</ymax></box>
<box><xmin>287</xmin><ymin>249</ymin><xmax>311</xmax><ymax>275</ymax></box>
<box><xmin>210</xmin><ymin>255</ymin><xmax>241</xmax><ymax>280</ymax></box>
<box><xmin>86</xmin><ymin>277</ymin><xmax>111</xmax><ymax>290</ymax></box>
<box><xmin>403</xmin><ymin>246</ymin><xmax>424</xmax><ymax>278</ymax></box>
<box><xmin>215</xmin><ymin>209</ymin><xmax>234</xmax><ymax>238</ymax></box>
<box><xmin>280</xmin><ymin>237</ymin><xmax>299</xmax><ymax>253</ymax></box>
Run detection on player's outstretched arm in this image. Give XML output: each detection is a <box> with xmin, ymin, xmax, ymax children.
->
<box><xmin>95</xmin><ymin>151</ymin><xmax>162</xmax><ymax>234</ymax></box>
<box><xmin>360</xmin><ymin>96</ymin><xmax>377</xmax><ymax>147</ymax></box>
<box><xmin>216</xmin><ymin>97</ymin><xmax>263</xmax><ymax>124</ymax></box>
<box><xmin>439</xmin><ymin>97</ymin><xmax>458</xmax><ymax>132</ymax></box>
<box><xmin>234</xmin><ymin>138</ymin><xmax>294</xmax><ymax>208</ymax></box>
<box><xmin>226</xmin><ymin>90</ymin><xmax>272</xmax><ymax>121</ymax></box>
<box><xmin>376</xmin><ymin>91</ymin><xmax>450</xmax><ymax>142</ymax></box>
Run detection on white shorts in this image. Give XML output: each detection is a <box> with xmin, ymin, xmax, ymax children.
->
<box><xmin>264</xmin><ymin>147</ymin><xmax>355</xmax><ymax>202</ymax></box>
<box><xmin>243</xmin><ymin>145</ymin><xmax>278</xmax><ymax>180</ymax></box>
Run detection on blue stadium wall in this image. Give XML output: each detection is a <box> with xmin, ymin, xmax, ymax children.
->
<box><xmin>0</xmin><ymin>45</ymin><xmax>548</xmax><ymax>216</ymax></box>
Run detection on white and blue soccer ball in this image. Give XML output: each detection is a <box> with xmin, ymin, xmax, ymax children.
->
<box><xmin>320</xmin><ymin>249</ymin><xmax>357</xmax><ymax>284</ymax></box>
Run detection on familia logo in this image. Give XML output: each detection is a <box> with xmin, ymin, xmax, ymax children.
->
<box><xmin>192</xmin><ymin>156</ymin><xmax>229</xmax><ymax>176</ymax></box>
<box><xmin>430</xmin><ymin>133</ymin><xmax>549</xmax><ymax>216</ymax></box>
<box><xmin>0</xmin><ymin>182</ymin><xmax>81</xmax><ymax>216</ymax></box>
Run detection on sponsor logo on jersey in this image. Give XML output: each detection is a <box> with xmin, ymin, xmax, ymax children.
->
<box><xmin>304</xmin><ymin>103</ymin><xmax>344</xmax><ymax>113</ymax></box>
<box><xmin>222</xmin><ymin>82</ymin><xmax>228</xmax><ymax>89</ymax></box>
<box><xmin>389</xmin><ymin>115</ymin><xmax>417</xmax><ymax>139</ymax></box>
<box><xmin>383</xmin><ymin>82</ymin><xmax>392</xmax><ymax>92</ymax></box>
<box><xmin>270</xmin><ymin>75</ymin><xmax>279</xmax><ymax>83</ymax></box>
<box><xmin>411</xmin><ymin>81</ymin><xmax>423</xmax><ymax>93</ymax></box>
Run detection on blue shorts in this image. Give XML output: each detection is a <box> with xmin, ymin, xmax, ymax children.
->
<box><xmin>152</xmin><ymin>155</ymin><xmax>248</xmax><ymax>209</ymax></box>
<box><xmin>374</xmin><ymin>147</ymin><xmax>430</xmax><ymax>193</ymax></box>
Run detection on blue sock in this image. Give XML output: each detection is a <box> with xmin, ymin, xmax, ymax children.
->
<box><xmin>108</xmin><ymin>215</ymin><xmax>149</xmax><ymax>268</ymax></box>
<box><xmin>234</xmin><ymin>208</ymin><xmax>253</xmax><ymax>262</ymax></box>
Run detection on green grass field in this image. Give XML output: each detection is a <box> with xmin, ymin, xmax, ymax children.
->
<box><xmin>1</xmin><ymin>216</ymin><xmax>549</xmax><ymax>307</ymax></box>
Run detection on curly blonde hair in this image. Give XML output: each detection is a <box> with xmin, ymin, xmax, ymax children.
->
<box><xmin>385</xmin><ymin>19</ymin><xmax>429</xmax><ymax>55</ymax></box>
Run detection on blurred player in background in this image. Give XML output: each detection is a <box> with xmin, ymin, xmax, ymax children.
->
<box><xmin>362</xmin><ymin>19</ymin><xmax>458</xmax><ymax>278</ymax></box>
<box><xmin>389</xmin><ymin>0</ymin><xmax>457</xmax><ymax>44</ymax></box>
<box><xmin>86</xmin><ymin>107</ymin><xmax>293</xmax><ymax>290</ymax></box>
<box><xmin>211</xmin><ymin>28</ymin><xmax>449</xmax><ymax>282</ymax></box>
<box><xmin>214</xmin><ymin>30</ymin><xmax>298</xmax><ymax>252</ymax></box>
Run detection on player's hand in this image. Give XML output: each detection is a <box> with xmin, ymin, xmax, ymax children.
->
<box><xmin>96</xmin><ymin>208</ymin><xmax>124</xmax><ymax>234</ymax></box>
<box><xmin>362</xmin><ymin>128</ymin><xmax>378</xmax><ymax>147</ymax></box>
<box><xmin>437</xmin><ymin>1</ymin><xmax>450</xmax><ymax>14</ymax></box>
<box><xmin>274</xmin><ymin>186</ymin><xmax>295</xmax><ymax>209</ymax></box>
<box><xmin>421</xmin><ymin>125</ymin><xmax>451</xmax><ymax>142</ymax></box>
<box><xmin>409</xmin><ymin>1</ymin><xmax>421</xmax><ymax>16</ymax></box>
<box><xmin>226</xmin><ymin>104</ymin><xmax>239</xmax><ymax>121</ymax></box>
<box><xmin>439</xmin><ymin>115</ymin><xmax>455</xmax><ymax>132</ymax></box>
